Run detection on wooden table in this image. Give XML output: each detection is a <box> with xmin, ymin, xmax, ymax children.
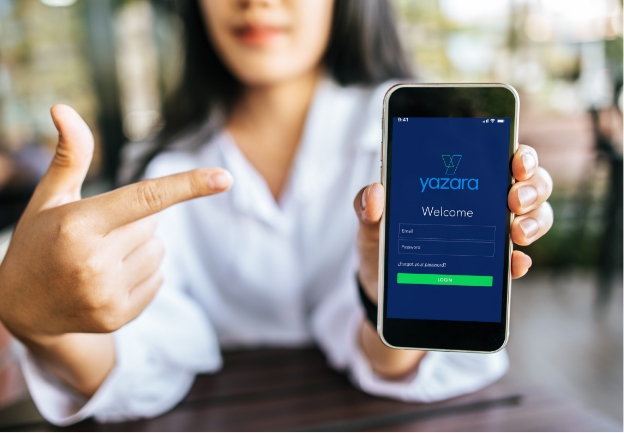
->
<box><xmin>1</xmin><ymin>348</ymin><xmax>620</xmax><ymax>431</ymax></box>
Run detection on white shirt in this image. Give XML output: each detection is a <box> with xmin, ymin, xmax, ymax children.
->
<box><xmin>20</xmin><ymin>78</ymin><xmax>508</xmax><ymax>425</ymax></box>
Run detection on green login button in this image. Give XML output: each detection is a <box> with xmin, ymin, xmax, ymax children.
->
<box><xmin>397</xmin><ymin>273</ymin><xmax>493</xmax><ymax>287</ymax></box>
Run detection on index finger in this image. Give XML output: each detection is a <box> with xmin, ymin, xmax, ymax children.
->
<box><xmin>83</xmin><ymin>167</ymin><xmax>233</xmax><ymax>233</ymax></box>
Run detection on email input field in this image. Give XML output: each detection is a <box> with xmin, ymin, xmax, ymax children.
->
<box><xmin>398</xmin><ymin>223</ymin><xmax>495</xmax><ymax>242</ymax></box>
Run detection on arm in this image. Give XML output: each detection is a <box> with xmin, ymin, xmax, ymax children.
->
<box><xmin>18</xmin><ymin>333</ymin><xmax>115</xmax><ymax>398</ymax></box>
<box><xmin>358</xmin><ymin>321</ymin><xmax>425</xmax><ymax>378</ymax></box>
<box><xmin>309</xmin><ymin>254</ymin><xmax>510</xmax><ymax>402</ymax></box>
<box><xmin>18</xmin><ymin>276</ymin><xmax>223</xmax><ymax>425</ymax></box>
<box><xmin>353</xmin><ymin>144</ymin><xmax>553</xmax><ymax>377</ymax></box>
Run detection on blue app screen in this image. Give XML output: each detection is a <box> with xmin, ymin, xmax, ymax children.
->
<box><xmin>386</xmin><ymin>117</ymin><xmax>511</xmax><ymax>322</ymax></box>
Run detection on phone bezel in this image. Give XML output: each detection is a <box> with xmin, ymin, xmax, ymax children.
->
<box><xmin>378</xmin><ymin>83</ymin><xmax>519</xmax><ymax>353</ymax></box>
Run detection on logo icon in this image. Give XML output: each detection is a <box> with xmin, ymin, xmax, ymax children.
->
<box><xmin>441</xmin><ymin>154</ymin><xmax>462</xmax><ymax>175</ymax></box>
<box><xmin>420</xmin><ymin>154</ymin><xmax>477</xmax><ymax>192</ymax></box>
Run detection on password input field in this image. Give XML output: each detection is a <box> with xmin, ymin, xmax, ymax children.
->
<box><xmin>398</xmin><ymin>223</ymin><xmax>495</xmax><ymax>242</ymax></box>
<box><xmin>398</xmin><ymin>239</ymin><xmax>495</xmax><ymax>257</ymax></box>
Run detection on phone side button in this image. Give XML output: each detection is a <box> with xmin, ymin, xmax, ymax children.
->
<box><xmin>380</xmin><ymin>117</ymin><xmax>384</xmax><ymax>161</ymax></box>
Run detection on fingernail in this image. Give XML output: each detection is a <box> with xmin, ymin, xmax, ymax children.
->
<box><xmin>522</xmin><ymin>153</ymin><xmax>535</xmax><ymax>172</ymax></box>
<box><xmin>519</xmin><ymin>218</ymin><xmax>539</xmax><ymax>238</ymax></box>
<box><xmin>208</xmin><ymin>171</ymin><xmax>233</xmax><ymax>190</ymax></box>
<box><xmin>361</xmin><ymin>186</ymin><xmax>370</xmax><ymax>210</ymax></box>
<box><xmin>518</xmin><ymin>186</ymin><xmax>537</xmax><ymax>208</ymax></box>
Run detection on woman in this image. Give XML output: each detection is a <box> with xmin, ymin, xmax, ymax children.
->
<box><xmin>0</xmin><ymin>0</ymin><xmax>553</xmax><ymax>425</ymax></box>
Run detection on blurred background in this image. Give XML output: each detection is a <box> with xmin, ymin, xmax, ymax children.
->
<box><xmin>0</xmin><ymin>0</ymin><xmax>622</xmax><ymax>427</ymax></box>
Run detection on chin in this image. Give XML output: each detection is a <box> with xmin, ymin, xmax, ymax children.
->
<box><xmin>236</xmin><ymin>70</ymin><xmax>307</xmax><ymax>87</ymax></box>
<box><xmin>225</xmin><ymin>55</ymin><xmax>318</xmax><ymax>87</ymax></box>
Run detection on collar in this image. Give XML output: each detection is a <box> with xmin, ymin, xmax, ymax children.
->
<box><xmin>203</xmin><ymin>76</ymin><xmax>388</xmax><ymax>230</ymax></box>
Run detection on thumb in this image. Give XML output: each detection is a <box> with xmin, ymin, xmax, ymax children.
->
<box><xmin>30</xmin><ymin>104</ymin><xmax>94</xmax><ymax>212</ymax></box>
<box><xmin>354</xmin><ymin>183</ymin><xmax>385</xmax><ymax>302</ymax></box>
<box><xmin>354</xmin><ymin>183</ymin><xmax>385</xmax><ymax>227</ymax></box>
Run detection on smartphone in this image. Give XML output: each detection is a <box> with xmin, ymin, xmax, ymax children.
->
<box><xmin>378</xmin><ymin>83</ymin><xmax>519</xmax><ymax>353</ymax></box>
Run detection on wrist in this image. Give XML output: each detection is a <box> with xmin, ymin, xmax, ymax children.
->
<box><xmin>357</xmin><ymin>274</ymin><xmax>378</xmax><ymax>328</ymax></box>
<box><xmin>359</xmin><ymin>320</ymin><xmax>426</xmax><ymax>379</ymax></box>
<box><xmin>21</xmin><ymin>332</ymin><xmax>116</xmax><ymax>398</ymax></box>
<box><xmin>9</xmin><ymin>328</ymin><xmax>70</xmax><ymax>356</ymax></box>
<box><xmin>357</xmin><ymin>268</ymin><xmax>378</xmax><ymax>304</ymax></box>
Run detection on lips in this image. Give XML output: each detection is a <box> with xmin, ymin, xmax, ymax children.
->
<box><xmin>233</xmin><ymin>24</ymin><xmax>287</xmax><ymax>46</ymax></box>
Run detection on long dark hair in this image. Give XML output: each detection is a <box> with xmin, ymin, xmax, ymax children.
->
<box><xmin>131</xmin><ymin>0</ymin><xmax>412</xmax><ymax>182</ymax></box>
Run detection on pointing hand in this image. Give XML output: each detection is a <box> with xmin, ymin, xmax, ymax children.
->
<box><xmin>0</xmin><ymin>105</ymin><xmax>233</xmax><ymax>341</ymax></box>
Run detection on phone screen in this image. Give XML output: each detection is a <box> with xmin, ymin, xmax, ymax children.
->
<box><xmin>385</xmin><ymin>117</ymin><xmax>511</xmax><ymax>323</ymax></box>
<box><xmin>380</xmin><ymin>85</ymin><xmax>517</xmax><ymax>351</ymax></box>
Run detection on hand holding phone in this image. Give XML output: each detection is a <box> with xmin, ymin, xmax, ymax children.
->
<box><xmin>365</xmin><ymin>84</ymin><xmax>553</xmax><ymax>353</ymax></box>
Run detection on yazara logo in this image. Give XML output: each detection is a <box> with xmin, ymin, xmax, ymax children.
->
<box><xmin>441</xmin><ymin>154</ymin><xmax>462</xmax><ymax>175</ymax></box>
<box><xmin>419</xmin><ymin>154</ymin><xmax>479</xmax><ymax>192</ymax></box>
